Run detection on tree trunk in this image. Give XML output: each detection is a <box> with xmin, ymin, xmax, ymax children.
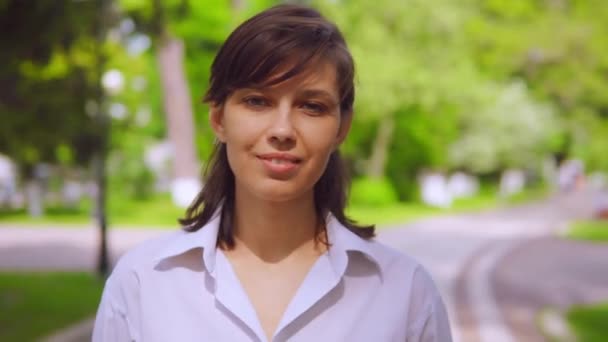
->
<box><xmin>157</xmin><ymin>34</ymin><xmax>201</xmax><ymax>207</ymax></box>
<box><xmin>93</xmin><ymin>150</ymin><xmax>109</xmax><ymax>276</ymax></box>
<box><xmin>366</xmin><ymin>115</ymin><xmax>395</xmax><ymax>179</ymax></box>
<box><xmin>94</xmin><ymin>0</ymin><xmax>111</xmax><ymax>278</ymax></box>
<box><xmin>25</xmin><ymin>177</ymin><xmax>44</xmax><ymax>217</ymax></box>
<box><xmin>231</xmin><ymin>0</ymin><xmax>246</xmax><ymax>11</ymax></box>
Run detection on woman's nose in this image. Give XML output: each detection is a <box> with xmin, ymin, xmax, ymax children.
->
<box><xmin>267</xmin><ymin>103</ymin><xmax>296</xmax><ymax>149</ymax></box>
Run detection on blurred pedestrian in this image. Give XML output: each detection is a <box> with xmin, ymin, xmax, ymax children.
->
<box><xmin>558</xmin><ymin>159</ymin><xmax>585</xmax><ymax>192</ymax></box>
<box><xmin>594</xmin><ymin>188</ymin><xmax>608</xmax><ymax>219</ymax></box>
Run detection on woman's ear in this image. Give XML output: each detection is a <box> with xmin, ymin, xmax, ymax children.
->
<box><xmin>335</xmin><ymin>110</ymin><xmax>353</xmax><ymax>148</ymax></box>
<box><xmin>209</xmin><ymin>104</ymin><xmax>226</xmax><ymax>142</ymax></box>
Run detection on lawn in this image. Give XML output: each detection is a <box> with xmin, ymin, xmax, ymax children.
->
<box><xmin>0</xmin><ymin>186</ymin><xmax>549</xmax><ymax>228</ymax></box>
<box><xmin>567</xmin><ymin>302</ymin><xmax>608</xmax><ymax>342</ymax></box>
<box><xmin>0</xmin><ymin>272</ymin><xmax>104</xmax><ymax>342</ymax></box>
<box><xmin>566</xmin><ymin>220</ymin><xmax>608</xmax><ymax>243</ymax></box>
<box><xmin>0</xmin><ymin>193</ymin><xmax>185</xmax><ymax>228</ymax></box>
<box><xmin>348</xmin><ymin>185</ymin><xmax>548</xmax><ymax>226</ymax></box>
<box><xmin>0</xmin><ymin>204</ymin><xmax>93</xmax><ymax>225</ymax></box>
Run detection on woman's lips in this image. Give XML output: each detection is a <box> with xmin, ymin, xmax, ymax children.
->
<box><xmin>257</xmin><ymin>153</ymin><xmax>302</xmax><ymax>177</ymax></box>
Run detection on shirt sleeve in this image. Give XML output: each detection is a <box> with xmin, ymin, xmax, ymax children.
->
<box><xmin>92</xmin><ymin>271</ymin><xmax>140</xmax><ymax>342</ymax></box>
<box><xmin>406</xmin><ymin>266</ymin><xmax>453</xmax><ymax>342</ymax></box>
<box><xmin>407</xmin><ymin>294</ymin><xmax>452</xmax><ymax>342</ymax></box>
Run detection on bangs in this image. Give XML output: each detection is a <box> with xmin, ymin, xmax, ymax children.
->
<box><xmin>205</xmin><ymin>5</ymin><xmax>355</xmax><ymax>113</ymax></box>
<box><xmin>231</xmin><ymin>26</ymin><xmax>333</xmax><ymax>89</ymax></box>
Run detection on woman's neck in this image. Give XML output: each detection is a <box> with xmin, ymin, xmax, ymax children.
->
<box><xmin>231</xmin><ymin>187</ymin><xmax>321</xmax><ymax>263</ymax></box>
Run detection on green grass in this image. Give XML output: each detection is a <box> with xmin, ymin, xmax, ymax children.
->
<box><xmin>508</xmin><ymin>184</ymin><xmax>551</xmax><ymax>204</ymax></box>
<box><xmin>0</xmin><ymin>185</ymin><xmax>549</xmax><ymax>228</ymax></box>
<box><xmin>348</xmin><ymin>185</ymin><xmax>548</xmax><ymax>226</ymax></box>
<box><xmin>346</xmin><ymin>197</ymin><xmax>489</xmax><ymax>227</ymax></box>
<box><xmin>0</xmin><ymin>193</ymin><xmax>184</xmax><ymax>228</ymax></box>
<box><xmin>0</xmin><ymin>272</ymin><xmax>104</xmax><ymax>342</ymax></box>
<box><xmin>567</xmin><ymin>302</ymin><xmax>608</xmax><ymax>342</ymax></box>
<box><xmin>566</xmin><ymin>220</ymin><xmax>608</xmax><ymax>243</ymax></box>
<box><xmin>0</xmin><ymin>203</ymin><xmax>92</xmax><ymax>225</ymax></box>
<box><xmin>106</xmin><ymin>193</ymin><xmax>185</xmax><ymax>227</ymax></box>
<box><xmin>347</xmin><ymin>202</ymin><xmax>440</xmax><ymax>226</ymax></box>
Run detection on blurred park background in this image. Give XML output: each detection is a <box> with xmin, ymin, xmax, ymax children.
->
<box><xmin>1</xmin><ymin>0</ymin><xmax>607</xmax><ymax>341</ymax></box>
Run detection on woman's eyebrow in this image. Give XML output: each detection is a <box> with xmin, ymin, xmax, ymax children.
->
<box><xmin>237</xmin><ymin>87</ymin><xmax>265</xmax><ymax>93</ymax></box>
<box><xmin>298</xmin><ymin>89</ymin><xmax>338</xmax><ymax>102</ymax></box>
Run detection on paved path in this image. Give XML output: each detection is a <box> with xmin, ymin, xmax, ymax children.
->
<box><xmin>376</xmin><ymin>189</ymin><xmax>602</xmax><ymax>342</ymax></box>
<box><xmin>1</xmin><ymin>189</ymin><xmax>605</xmax><ymax>342</ymax></box>
<box><xmin>0</xmin><ymin>225</ymin><xmax>167</xmax><ymax>270</ymax></box>
<box><xmin>493</xmin><ymin>236</ymin><xmax>608</xmax><ymax>341</ymax></box>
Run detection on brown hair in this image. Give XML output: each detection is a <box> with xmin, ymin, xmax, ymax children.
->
<box><xmin>179</xmin><ymin>4</ymin><xmax>375</xmax><ymax>248</ymax></box>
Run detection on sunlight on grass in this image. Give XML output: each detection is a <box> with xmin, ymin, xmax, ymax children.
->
<box><xmin>566</xmin><ymin>220</ymin><xmax>608</xmax><ymax>243</ymax></box>
<box><xmin>348</xmin><ymin>186</ymin><xmax>548</xmax><ymax>227</ymax></box>
<box><xmin>567</xmin><ymin>302</ymin><xmax>608</xmax><ymax>342</ymax></box>
<box><xmin>0</xmin><ymin>203</ymin><xmax>92</xmax><ymax>225</ymax></box>
<box><xmin>0</xmin><ymin>193</ymin><xmax>185</xmax><ymax>228</ymax></box>
<box><xmin>0</xmin><ymin>272</ymin><xmax>103</xmax><ymax>342</ymax></box>
<box><xmin>107</xmin><ymin>193</ymin><xmax>185</xmax><ymax>227</ymax></box>
<box><xmin>0</xmin><ymin>186</ymin><xmax>550</xmax><ymax>228</ymax></box>
<box><xmin>347</xmin><ymin>203</ymin><xmax>440</xmax><ymax>226</ymax></box>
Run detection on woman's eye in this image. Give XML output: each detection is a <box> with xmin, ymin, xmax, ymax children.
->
<box><xmin>301</xmin><ymin>102</ymin><xmax>327</xmax><ymax>115</ymax></box>
<box><xmin>243</xmin><ymin>96</ymin><xmax>269</xmax><ymax>108</ymax></box>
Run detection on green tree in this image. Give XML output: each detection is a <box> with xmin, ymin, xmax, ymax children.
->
<box><xmin>318</xmin><ymin>0</ymin><xmax>494</xmax><ymax>197</ymax></box>
<box><xmin>0</xmin><ymin>0</ymin><xmax>108</xmax><ymax>215</ymax></box>
<box><xmin>448</xmin><ymin>81</ymin><xmax>560</xmax><ymax>174</ymax></box>
<box><xmin>468</xmin><ymin>0</ymin><xmax>608</xmax><ymax>171</ymax></box>
<box><xmin>316</xmin><ymin>0</ymin><xmax>575</xmax><ymax>198</ymax></box>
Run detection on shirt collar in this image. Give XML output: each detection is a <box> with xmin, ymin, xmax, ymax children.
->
<box><xmin>325</xmin><ymin>214</ymin><xmax>384</xmax><ymax>280</ymax></box>
<box><xmin>154</xmin><ymin>209</ymin><xmax>221</xmax><ymax>274</ymax></box>
<box><xmin>154</xmin><ymin>208</ymin><xmax>383</xmax><ymax>279</ymax></box>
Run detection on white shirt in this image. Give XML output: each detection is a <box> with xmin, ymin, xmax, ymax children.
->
<box><xmin>92</xmin><ymin>212</ymin><xmax>452</xmax><ymax>342</ymax></box>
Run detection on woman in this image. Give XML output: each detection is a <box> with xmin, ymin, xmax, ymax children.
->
<box><xmin>93</xmin><ymin>4</ymin><xmax>452</xmax><ymax>342</ymax></box>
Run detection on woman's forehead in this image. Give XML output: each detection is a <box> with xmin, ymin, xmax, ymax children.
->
<box><xmin>249</xmin><ymin>61</ymin><xmax>338</xmax><ymax>95</ymax></box>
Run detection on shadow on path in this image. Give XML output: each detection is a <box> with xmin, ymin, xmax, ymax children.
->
<box><xmin>493</xmin><ymin>236</ymin><xmax>608</xmax><ymax>341</ymax></box>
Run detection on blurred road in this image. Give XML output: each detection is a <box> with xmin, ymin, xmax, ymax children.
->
<box><xmin>1</xmin><ymin>189</ymin><xmax>607</xmax><ymax>342</ymax></box>
<box><xmin>377</xmin><ymin>189</ymin><xmax>607</xmax><ymax>342</ymax></box>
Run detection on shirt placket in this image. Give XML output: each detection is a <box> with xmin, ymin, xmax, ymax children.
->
<box><xmin>272</xmin><ymin>252</ymin><xmax>345</xmax><ymax>341</ymax></box>
<box><xmin>213</xmin><ymin>250</ymin><xmax>268</xmax><ymax>342</ymax></box>
<box><xmin>212</xmin><ymin>249</ymin><xmax>347</xmax><ymax>342</ymax></box>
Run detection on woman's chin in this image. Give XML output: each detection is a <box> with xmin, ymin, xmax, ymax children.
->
<box><xmin>250</xmin><ymin>182</ymin><xmax>312</xmax><ymax>203</ymax></box>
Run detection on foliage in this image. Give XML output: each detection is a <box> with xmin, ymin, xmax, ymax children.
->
<box><xmin>318</xmin><ymin>0</ymin><xmax>608</xmax><ymax>183</ymax></box>
<box><xmin>468</xmin><ymin>0</ymin><xmax>608</xmax><ymax>172</ymax></box>
<box><xmin>2</xmin><ymin>0</ymin><xmax>608</xmax><ymax>210</ymax></box>
<box><xmin>0</xmin><ymin>272</ymin><xmax>103</xmax><ymax>342</ymax></box>
<box><xmin>317</xmin><ymin>0</ymin><xmax>480</xmax><ymax>120</ymax></box>
<box><xmin>567</xmin><ymin>109</ymin><xmax>608</xmax><ymax>172</ymax></box>
<box><xmin>349</xmin><ymin>177</ymin><xmax>399</xmax><ymax>207</ymax></box>
<box><xmin>448</xmin><ymin>81</ymin><xmax>561</xmax><ymax>173</ymax></box>
<box><xmin>108</xmin><ymin>151</ymin><xmax>156</xmax><ymax>200</ymax></box>
<box><xmin>386</xmin><ymin>105</ymin><xmax>459</xmax><ymax>200</ymax></box>
<box><xmin>318</xmin><ymin>0</ymin><xmax>568</xmax><ymax>184</ymax></box>
<box><xmin>102</xmin><ymin>49</ymin><xmax>164</xmax><ymax>199</ymax></box>
<box><xmin>0</xmin><ymin>0</ymin><xmax>104</xmax><ymax>176</ymax></box>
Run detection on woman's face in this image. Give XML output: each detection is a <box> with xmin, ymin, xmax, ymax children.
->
<box><xmin>210</xmin><ymin>62</ymin><xmax>351</xmax><ymax>203</ymax></box>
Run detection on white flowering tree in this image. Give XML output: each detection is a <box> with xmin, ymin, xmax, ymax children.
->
<box><xmin>449</xmin><ymin>81</ymin><xmax>561</xmax><ymax>174</ymax></box>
